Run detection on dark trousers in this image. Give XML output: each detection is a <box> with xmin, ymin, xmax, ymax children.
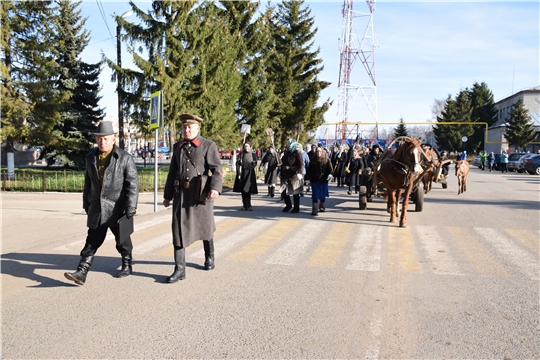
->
<box><xmin>80</xmin><ymin>222</ymin><xmax>133</xmax><ymax>257</ymax></box>
<box><xmin>500</xmin><ymin>163</ymin><xmax>508</xmax><ymax>173</ymax></box>
<box><xmin>241</xmin><ymin>192</ymin><xmax>252</xmax><ymax>208</ymax></box>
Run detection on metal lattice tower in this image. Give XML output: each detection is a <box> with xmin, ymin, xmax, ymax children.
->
<box><xmin>336</xmin><ymin>0</ymin><xmax>377</xmax><ymax>142</ymax></box>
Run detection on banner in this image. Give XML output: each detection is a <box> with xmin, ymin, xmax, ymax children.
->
<box><xmin>149</xmin><ymin>91</ymin><xmax>163</xmax><ymax>129</ymax></box>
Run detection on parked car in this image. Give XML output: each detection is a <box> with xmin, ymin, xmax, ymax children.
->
<box><xmin>471</xmin><ymin>156</ymin><xmax>482</xmax><ymax>168</ymax></box>
<box><xmin>523</xmin><ymin>154</ymin><xmax>540</xmax><ymax>175</ymax></box>
<box><xmin>515</xmin><ymin>154</ymin><xmax>535</xmax><ymax>173</ymax></box>
<box><xmin>507</xmin><ymin>152</ymin><xmax>526</xmax><ymax>172</ymax></box>
<box><xmin>219</xmin><ymin>149</ymin><xmax>232</xmax><ymax>159</ymax></box>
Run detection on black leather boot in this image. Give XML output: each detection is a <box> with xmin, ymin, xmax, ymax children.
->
<box><xmin>291</xmin><ymin>194</ymin><xmax>300</xmax><ymax>213</ymax></box>
<box><xmin>270</xmin><ymin>186</ymin><xmax>275</xmax><ymax>198</ymax></box>
<box><xmin>116</xmin><ymin>254</ymin><xmax>132</xmax><ymax>278</ymax></box>
<box><xmin>283</xmin><ymin>194</ymin><xmax>292</xmax><ymax>212</ymax></box>
<box><xmin>203</xmin><ymin>239</ymin><xmax>215</xmax><ymax>270</ymax></box>
<box><xmin>166</xmin><ymin>247</ymin><xmax>186</xmax><ymax>283</ymax></box>
<box><xmin>64</xmin><ymin>256</ymin><xmax>94</xmax><ymax>285</ymax></box>
<box><xmin>267</xmin><ymin>186</ymin><xmax>271</xmax><ymax>197</ymax></box>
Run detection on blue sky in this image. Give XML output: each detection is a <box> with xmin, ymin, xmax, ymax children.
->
<box><xmin>80</xmin><ymin>0</ymin><xmax>539</xmax><ymax>131</ymax></box>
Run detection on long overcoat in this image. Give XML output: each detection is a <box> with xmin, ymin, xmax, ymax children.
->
<box><xmin>83</xmin><ymin>145</ymin><xmax>139</xmax><ymax>229</ymax></box>
<box><xmin>233</xmin><ymin>151</ymin><xmax>258</xmax><ymax>194</ymax></box>
<box><xmin>164</xmin><ymin>135</ymin><xmax>223</xmax><ymax>248</ymax></box>
<box><xmin>260</xmin><ymin>151</ymin><xmax>280</xmax><ymax>185</ymax></box>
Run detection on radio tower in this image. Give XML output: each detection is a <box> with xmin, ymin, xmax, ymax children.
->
<box><xmin>336</xmin><ymin>0</ymin><xmax>377</xmax><ymax>142</ymax></box>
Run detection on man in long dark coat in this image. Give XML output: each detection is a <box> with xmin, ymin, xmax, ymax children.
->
<box><xmin>163</xmin><ymin>114</ymin><xmax>223</xmax><ymax>283</ymax></box>
<box><xmin>64</xmin><ymin>121</ymin><xmax>139</xmax><ymax>285</ymax></box>
<box><xmin>233</xmin><ymin>142</ymin><xmax>258</xmax><ymax>210</ymax></box>
<box><xmin>259</xmin><ymin>145</ymin><xmax>280</xmax><ymax>197</ymax></box>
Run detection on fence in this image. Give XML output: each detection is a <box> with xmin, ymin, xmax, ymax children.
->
<box><xmin>1</xmin><ymin>169</ymin><xmax>169</xmax><ymax>192</ymax></box>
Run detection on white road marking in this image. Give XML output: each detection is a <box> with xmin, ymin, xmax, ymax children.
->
<box><xmin>475</xmin><ymin>227</ymin><xmax>539</xmax><ymax>281</ymax></box>
<box><xmin>416</xmin><ymin>226</ymin><xmax>464</xmax><ymax>276</ymax></box>
<box><xmin>191</xmin><ymin>218</ymin><xmax>274</xmax><ymax>259</ymax></box>
<box><xmin>264</xmin><ymin>219</ymin><xmax>326</xmax><ymax>266</ymax></box>
<box><xmin>365</xmin><ymin>312</ymin><xmax>382</xmax><ymax>359</ymax></box>
<box><xmin>346</xmin><ymin>225</ymin><xmax>382</xmax><ymax>271</ymax></box>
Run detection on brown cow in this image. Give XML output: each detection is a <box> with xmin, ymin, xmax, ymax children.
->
<box><xmin>455</xmin><ymin>160</ymin><xmax>469</xmax><ymax>195</ymax></box>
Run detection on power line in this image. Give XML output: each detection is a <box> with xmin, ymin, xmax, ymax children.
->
<box><xmin>95</xmin><ymin>0</ymin><xmax>116</xmax><ymax>50</ymax></box>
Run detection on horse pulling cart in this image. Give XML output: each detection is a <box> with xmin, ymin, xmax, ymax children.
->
<box><xmin>358</xmin><ymin>137</ymin><xmax>433</xmax><ymax>227</ymax></box>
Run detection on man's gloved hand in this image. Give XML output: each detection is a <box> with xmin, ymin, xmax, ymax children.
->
<box><xmin>125</xmin><ymin>206</ymin><xmax>136</xmax><ymax>219</ymax></box>
<box><xmin>327</xmin><ymin>174</ymin><xmax>333</xmax><ymax>181</ymax></box>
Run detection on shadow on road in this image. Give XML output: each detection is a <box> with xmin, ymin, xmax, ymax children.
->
<box><xmin>0</xmin><ymin>252</ymin><xmax>194</xmax><ymax>287</ymax></box>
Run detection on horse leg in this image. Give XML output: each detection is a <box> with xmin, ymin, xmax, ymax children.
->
<box><xmin>388</xmin><ymin>189</ymin><xmax>396</xmax><ymax>222</ymax></box>
<box><xmin>399</xmin><ymin>184</ymin><xmax>413</xmax><ymax>227</ymax></box>
<box><xmin>463</xmin><ymin>174</ymin><xmax>467</xmax><ymax>193</ymax></box>
<box><xmin>457</xmin><ymin>175</ymin><xmax>461</xmax><ymax>195</ymax></box>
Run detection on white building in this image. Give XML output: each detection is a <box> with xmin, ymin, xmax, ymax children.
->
<box><xmin>485</xmin><ymin>86</ymin><xmax>540</xmax><ymax>154</ymax></box>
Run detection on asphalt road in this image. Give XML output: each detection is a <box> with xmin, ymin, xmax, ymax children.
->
<box><xmin>1</xmin><ymin>167</ymin><xmax>539</xmax><ymax>359</ymax></box>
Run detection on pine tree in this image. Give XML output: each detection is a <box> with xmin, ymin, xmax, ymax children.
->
<box><xmin>504</xmin><ymin>99</ymin><xmax>537</xmax><ymax>150</ymax></box>
<box><xmin>393</xmin><ymin>117</ymin><xmax>409</xmax><ymax>138</ymax></box>
<box><xmin>468</xmin><ymin>82</ymin><xmax>497</xmax><ymax>152</ymax></box>
<box><xmin>48</xmin><ymin>0</ymin><xmax>104</xmax><ymax>167</ymax></box>
<box><xmin>235</xmin><ymin>3</ymin><xmax>277</xmax><ymax>149</ymax></box>
<box><xmin>266</xmin><ymin>0</ymin><xmax>331</xmax><ymax>147</ymax></box>
<box><xmin>433</xmin><ymin>90</ymin><xmax>473</xmax><ymax>153</ymax></box>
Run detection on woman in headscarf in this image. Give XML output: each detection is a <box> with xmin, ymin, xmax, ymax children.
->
<box><xmin>279</xmin><ymin>138</ymin><xmax>304</xmax><ymax>213</ymax></box>
<box><xmin>259</xmin><ymin>145</ymin><xmax>280</xmax><ymax>197</ymax></box>
<box><xmin>233</xmin><ymin>142</ymin><xmax>258</xmax><ymax>210</ymax></box>
<box><xmin>305</xmin><ymin>146</ymin><xmax>334</xmax><ymax>215</ymax></box>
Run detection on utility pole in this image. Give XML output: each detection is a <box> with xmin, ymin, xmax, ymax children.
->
<box><xmin>116</xmin><ymin>10</ymin><xmax>133</xmax><ymax>150</ymax></box>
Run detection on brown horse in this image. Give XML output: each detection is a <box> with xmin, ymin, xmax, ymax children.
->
<box><xmin>455</xmin><ymin>160</ymin><xmax>469</xmax><ymax>195</ymax></box>
<box><xmin>421</xmin><ymin>144</ymin><xmax>440</xmax><ymax>193</ymax></box>
<box><xmin>376</xmin><ymin>137</ymin><xmax>429</xmax><ymax>227</ymax></box>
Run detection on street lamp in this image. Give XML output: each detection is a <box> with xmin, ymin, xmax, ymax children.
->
<box><xmin>117</xmin><ymin>10</ymin><xmax>133</xmax><ymax>150</ymax></box>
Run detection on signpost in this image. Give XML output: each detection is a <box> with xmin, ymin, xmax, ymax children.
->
<box><xmin>149</xmin><ymin>91</ymin><xmax>163</xmax><ymax>212</ymax></box>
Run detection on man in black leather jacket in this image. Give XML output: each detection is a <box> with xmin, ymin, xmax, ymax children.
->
<box><xmin>64</xmin><ymin>121</ymin><xmax>139</xmax><ymax>285</ymax></box>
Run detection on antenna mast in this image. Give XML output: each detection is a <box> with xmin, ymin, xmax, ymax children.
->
<box><xmin>336</xmin><ymin>0</ymin><xmax>377</xmax><ymax>142</ymax></box>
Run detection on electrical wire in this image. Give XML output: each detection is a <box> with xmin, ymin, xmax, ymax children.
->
<box><xmin>95</xmin><ymin>0</ymin><xmax>116</xmax><ymax>50</ymax></box>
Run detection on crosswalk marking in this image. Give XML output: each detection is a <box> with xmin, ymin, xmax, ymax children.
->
<box><xmin>346</xmin><ymin>225</ymin><xmax>382</xmax><ymax>271</ymax></box>
<box><xmin>227</xmin><ymin>219</ymin><xmax>300</xmax><ymax>262</ymax></box>
<box><xmin>416</xmin><ymin>226</ymin><xmax>464</xmax><ymax>276</ymax></box>
<box><xmin>305</xmin><ymin>222</ymin><xmax>353</xmax><ymax>268</ymax></box>
<box><xmin>504</xmin><ymin>229</ymin><xmax>540</xmax><ymax>254</ymax></box>
<box><xmin>388</xmin><ymin>226</ymin><xmax>422</xmax><ymax>274</ymax></box>
<box><xmin>448</xmin><ymin>227</ymin><xmax>509</xmax><ymax>278</ymax></box>
<box><xmin>475</xmin><ymin>228</ymin><xmax>539</xmax><ymax>281</ymax></box>
<box><xmin>265</xmin><ymin>220</ymin><xmax>327</xmax><ymax>266</ymax></box>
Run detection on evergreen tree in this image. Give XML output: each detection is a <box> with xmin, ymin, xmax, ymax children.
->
<box><xmin>504</xmin><ymin>98</ymin><xmax>537</xmax><ymax>150</ymax></box>
<box><xmin>433</xmin><ymin>90</ymin><xmax>473</xmax><ymax>152</ymax></box>
<box><xmin>393</xmin><ymin>117</ymin><xmax>409</xmax><ymax>138</ymax></box>
<box><xmin>266</xmin><ymin>0</ymin><xmax>331</xmax><ymax>147</ymax></box>
<box><xmin>235</xmin><ymin>3</ymin><xmax>277</xmax><ymax>149</ymax></box>
<box><xmin>468</xmin><ymin>81</ymin><xmax>497</xmax><ymax>152</ymax></box>
<box><xmin>48</xmin><ymin>0</ymin><xmax>104</xmax><ymax>167</ymax></box>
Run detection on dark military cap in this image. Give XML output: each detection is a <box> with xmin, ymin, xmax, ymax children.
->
<box><xmin>179</xmin><ymin>113</ymin><xmax>204</xmax><ymax>124</ymax></box>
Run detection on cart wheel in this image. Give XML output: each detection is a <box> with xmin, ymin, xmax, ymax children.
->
<box><xmin>414</xmin><ymin>184</ymin><xmax>424</xmax><ymax>212</ymax></box>
<box><xmin>359</xmin><ymin>186</ymin><xmax>367</xmax><ymax>210</ymax></box>
<box><xmin>441</xmin><ymin>182</ymin><xmax>448</xmax><ymax>189</ymax></box>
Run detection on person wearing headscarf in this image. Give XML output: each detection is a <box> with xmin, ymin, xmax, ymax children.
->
<box><xmin>280</xmin><ymin>138</ymin><xmax>304</xmax><ymax>213</ymax></box>
<box><xmin>332</xmin><ymin>144</ymin><xmax>348</xmax><ymax>187</ymax></box>
<box><xmin>259</xmin><ymin>145</ymin><xmax>280</xmax><ymax>197</ymax></box>
<box><xmin>345</xmin><ymin>146</ymin><xmax>364</xmax><ymax>195</ymax></box>
<box><xmin>233</xmin><ymin>142</ymin><xmax>258</xmax><ymax>210</ymax></box>
<box><xmin>305</xmin><ymin>146</ymin><xmax>334</xmax><ymax>215</ymax></box>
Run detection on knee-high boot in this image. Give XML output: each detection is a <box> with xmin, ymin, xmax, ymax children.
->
<box><xmin>64</xmin><ymin>256</ymin><xmax>94</xmax><ymax>285</ymax></box>
<box><xmin>311</xmin><ymin>200</ymin><xmax>318</xmax><ymax>215</ymax></box>
<box><xmin>270</xmin><ymin>186</ymin><xmax>275</xmax><ymax>198</ymax></box>
<box><xmin>319</xmin><ymin>201</ymin><xmax>326</xmax><ymax>212</ymax></box>
<box><xmin>166</xmin><ymin>246</ymin><xmax>186</xmax><ymax>283</ymax></box>
<box><xmin>116</xmin><ymin>253</ymin><xmax>132</xmax><ymax>278</ymax></box>
<box><xmin>283</xmin><ymin>193</ymin><xmax>292</xmax><ymax>212</ymax></box>
<box><xmin>291</xmin><ymin>194</ymin><xmax>300</xmax><ymax>213</ymax></box>
<box><xmin>203</xmin><ymin>239</ymin><xmax>215</xmax><ymax>270</ymax></box>
<box><xmin>267</xmin><ymin>186</ymin><xmax>271</xmax><ymax>197</ymax></box>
